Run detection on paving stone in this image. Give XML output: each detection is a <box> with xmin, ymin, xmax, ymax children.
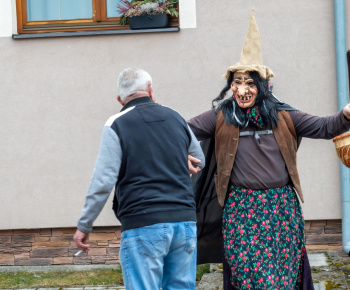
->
<box><xmin>196</xmin><ymin>272</ymin><xmax>223</xmax><ymax>290</ymax></box>
<box><xmin>308</xmin><ymin>252</ymin><xmax>328</xmax><ymax>267</ymax></box>
<box><xmin>313</xmin><ymin>282</ymin><xmax>326</xmax><ymax>290</ymax></box>
<box><xmin>312</xmin><ymin>271</ymin><xmax>348</xmax><ymax>289</ymax></box>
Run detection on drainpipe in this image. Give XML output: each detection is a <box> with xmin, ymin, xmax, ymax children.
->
<box><xmin>334</xmin><ymin>0</ymin><xmax>350</xmax><ymax>255</ymax></box>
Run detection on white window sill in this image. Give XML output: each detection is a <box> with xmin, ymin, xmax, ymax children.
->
<box><xmin>12</xmin><ymin>27</ymin><xmax>180</xmax><ymax>39</ymax></box>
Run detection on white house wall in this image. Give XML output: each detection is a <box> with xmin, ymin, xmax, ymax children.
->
<box><xmin>0</xmin><ymin>0</ymin><xmax>349</xmax><ymax>230</ymax></box>
<box><xmin>0</xmin><ymin>0</ymin><xmax>13</xmax><ymax>37</ymax></box>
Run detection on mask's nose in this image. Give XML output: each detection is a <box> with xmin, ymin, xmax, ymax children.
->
<box><xmin>237</xmin><ymin>85</ymin><xmax>248</xmax><ymax>97</ymax></box>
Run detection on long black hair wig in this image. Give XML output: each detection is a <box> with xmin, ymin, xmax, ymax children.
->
<box><xmin>212</xmin><ymin>71</ymin><xmax>280</xmax><ymax>128</ymax></box>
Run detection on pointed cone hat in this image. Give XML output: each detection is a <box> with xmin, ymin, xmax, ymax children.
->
<box><xmin>224</xmin><ymin>9</ymin><xmax>274</xmax><ymax>80</ymax></box>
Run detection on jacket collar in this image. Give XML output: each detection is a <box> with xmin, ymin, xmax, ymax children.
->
<box><xmin>121</xmin><ymin>96</ymin><xmax>153</xmax><ymax>112</ymax></box>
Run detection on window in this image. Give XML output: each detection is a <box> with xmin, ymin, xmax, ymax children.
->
<box><xmin>15</xmin><ymin>0</ymin><xmax>179</xmax><ymax>35</ymax></box>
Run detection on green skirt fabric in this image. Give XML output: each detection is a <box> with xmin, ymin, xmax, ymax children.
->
<box><xmin>222</xmin><ymin>185</ymin><xmax>304</xmax><ymax>289</ymax></box>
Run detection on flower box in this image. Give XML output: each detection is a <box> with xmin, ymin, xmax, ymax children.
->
<box><xmin>129</xmin><ymin>14</ymin><xmax>169</xmax><ymax>30</ymax></box>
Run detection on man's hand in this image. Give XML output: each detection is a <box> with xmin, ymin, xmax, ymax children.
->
<box><xmin>343</xmin><ymin>103</ymin><xmax>350</xmax><ymax>120</ymax></box>
<box><xmin>188</xmin><ymin>155</ymin><xmax>202</xmax><ymax>174</ymax></box>
<box><xmin>73</xmin><ymin>229</ymin><xmax>90</xmax><ymax>251</ymax></box>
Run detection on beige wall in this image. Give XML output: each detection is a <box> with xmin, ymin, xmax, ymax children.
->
<box><xmin>1</xmin><ymin>0</ymin><xmax>349</xmax><ymax>230</ymax></box>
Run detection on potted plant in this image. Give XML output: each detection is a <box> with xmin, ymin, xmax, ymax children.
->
<box><xmin>117</xmin><ymin>0</ymin><xmax>179</xmax><ymax>30</ymax></box>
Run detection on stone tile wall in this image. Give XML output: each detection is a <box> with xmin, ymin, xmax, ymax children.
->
<box><xmin>0</xmin><ymin>220</ymin><xmax>344</xmax><ymax>266</ymax></box>
<box><xmin>0</xmin><ymin>226</ymin><xmax>121</xmax><ymax>266</ymax></box>
<box><xmin>305</xmin><ymin>220</ymin><xmax>342</xmax><ymax>250</ymax></box>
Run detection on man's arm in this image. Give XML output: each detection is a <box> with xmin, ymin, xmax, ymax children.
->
<box><xmin>74</xmin><ymin>126</ymin><xmax>122</xmax><ymax>251</ymax></box>
<box><xmin>187</xmin><ymin>125</ymin><xmax>205</xmax><ymax>172</ymax></box>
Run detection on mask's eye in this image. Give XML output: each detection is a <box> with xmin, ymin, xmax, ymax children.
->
<box><xmin>233</xmin><ymin>80</ymin><xmax>241</xmax><ymax>85</ymax></box>
<box><xmin>247</xmin><ymin>82</ymin><xmax>256</xmax><ymax>88</ymax></box>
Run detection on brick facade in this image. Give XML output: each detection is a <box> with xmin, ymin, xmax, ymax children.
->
<box><xmin>305</xmin><ymin>219</ymin><xmax>342</xmax><ymax>250</ymax></box>
<box><xmin>0</xmin><ymin>227</ymin><xmax>121</xmax><ymax>266</ymax></box>
<box><xmin>0</xmin><ymin>220</ymin><xmax>345</xmax><ymax>266</ymax></box>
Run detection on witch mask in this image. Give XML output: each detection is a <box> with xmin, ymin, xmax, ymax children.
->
<box><xmin>231</xmin><ymin>72</ymin><xmax>258</xmax><ymax>108</ymax></box>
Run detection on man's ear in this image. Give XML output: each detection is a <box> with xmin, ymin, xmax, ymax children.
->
<box><xmin>117</xmin><ymin>95</ymin><xmax>125</xmax><ymax>106</ymax></box>
<box><xmin>148</xmin><ymin>84</ymin><xmax>155</xmax><ymax>102</ymax></box>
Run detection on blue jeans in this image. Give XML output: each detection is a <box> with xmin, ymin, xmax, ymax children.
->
<box><xmin>119</xmin><ymin>221</ymin><xmax>197</xmax><ymax>290</ymax></box>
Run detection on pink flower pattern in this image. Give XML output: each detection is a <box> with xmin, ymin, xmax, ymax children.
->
<box><xmin>222</xmin><ymin>185</ymin><xmax>304</xmax><ymax>289</ymax></box>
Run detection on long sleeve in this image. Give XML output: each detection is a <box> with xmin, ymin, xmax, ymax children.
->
<box><xmin>290</xmin><ymin>109</ymin><xmax>350</xmax><ymax>139</ymax></box>
<box><xmin>187</xmin><ymin>125</ymin><xmax>205</xmax><ymax>169</ymax></box>
<box><xmin>187</xmin><ymin>108</ymin><xmax>217</xmax><ymax>141</ymax></box>
<box><xmin>77</xmin><ymin>126</ymin><xmax>122</xmax><ymax>233</ymax></box>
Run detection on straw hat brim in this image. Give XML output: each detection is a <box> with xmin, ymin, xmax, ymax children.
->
<box><xmin>224</xmin><ymin>64</ymin><xmax>275</xmax><ymax>80</ymax></box>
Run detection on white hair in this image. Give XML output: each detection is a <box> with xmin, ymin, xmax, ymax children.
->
<box><xmin>117</xmin><ymin>68</ymin><xmax>152</xmax><ymax>101</ymax></box>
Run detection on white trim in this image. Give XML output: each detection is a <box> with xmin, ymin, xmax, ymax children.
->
<box><xmin>0</xmin><ymin>0</ymin><xmax>13</xmax><ymax>37</ymax></box>
<box><xmin>179</xmin><ymin>0</ymin><xmax>196</xmax><ymax>29</ymax></box>
<box><xmin>11</xmin><ymin>0</ymin><xmax>17</xmax><ymax>35</ymax></box>
<box><xmin>105</xmin><ymin>107</ymin><xmax>135</xmax><ymax>127</ymax></box>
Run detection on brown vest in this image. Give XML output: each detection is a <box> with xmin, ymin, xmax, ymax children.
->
<box><xmin>215</xmin><ymin>110</ymin><xmax>303</xmax><ymax>207</ymax></box>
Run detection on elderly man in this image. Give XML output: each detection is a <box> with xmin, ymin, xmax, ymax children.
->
<box><xmin>74</xmin><ymin>67</ymin><xmax>205</xmax><ymax>289</ymax></box>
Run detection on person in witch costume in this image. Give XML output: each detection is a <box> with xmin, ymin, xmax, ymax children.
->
<box><xmin>188</xmin><ymin>9</ymin><xmax>350</xmax><ymax>290</ymax></box>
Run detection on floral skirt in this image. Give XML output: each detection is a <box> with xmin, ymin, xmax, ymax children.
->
<box><xmin>222</xmin><ymin>185</ymin><xmax>305</xmax><ymax>289</ymax></box>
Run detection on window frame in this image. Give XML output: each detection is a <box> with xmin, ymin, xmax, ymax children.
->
<box><xmin>15</xmin><ymin>0</ymin><xmax>179</xmax><ymax>34</ymax></box>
